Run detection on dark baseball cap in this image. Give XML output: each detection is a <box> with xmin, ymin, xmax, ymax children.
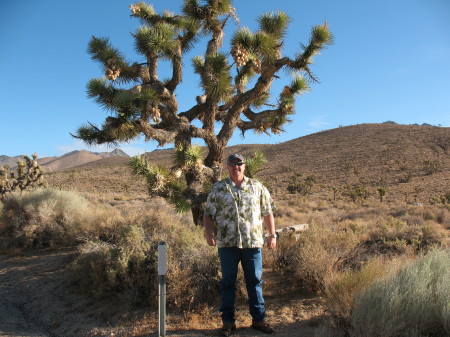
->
<box><xmin>227</xmin><ymin>153</ymin><xmax>245</xmax><ymax>163</ymax></box>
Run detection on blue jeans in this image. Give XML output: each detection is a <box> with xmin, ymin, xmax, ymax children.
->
<box><xmin>218</xmin><ymin>247</ymin><xmax>265</xmax><ymax>324</ymax></box>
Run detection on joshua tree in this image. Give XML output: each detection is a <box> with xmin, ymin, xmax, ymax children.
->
<box><xmin>377</xmin><ymin>187</ymin><xmax>386</xmax><ymax>202</ymax></box>
<box><xmin>73</xmin><ymin>0</ymin><xmax>333</xmax><ymax>225</ymax></box>
<box><xmin>0</xmin><ymin>154</ymin><xmax>44</xmax><ymax>200</ymax></box>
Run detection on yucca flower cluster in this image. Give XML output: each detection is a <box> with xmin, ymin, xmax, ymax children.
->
<box><xmin>252</xmin><ymin>58</ymin><xmax>262</xmax><ymax>73</ymax></box>
<box><xmin>105</xmin><ymin>59</ymin><xmax>120</xmax><ymax>81</ymax></box>
<box><xmin>146</xmin><ymin>102</ymin><xmax>161</xmax><ymax>123</ymax></box>
<box><xmin>231</xmin><ymin>44</ymin><xmax>249</xmax><ymax>67</ymax></box>
<box><xmin>130</xmin><ymin>4</ymin><xmax>141</xmax><ymax>15</ymax></box>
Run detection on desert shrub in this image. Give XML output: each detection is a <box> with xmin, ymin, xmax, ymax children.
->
<box><xmin>283</xmin><ymin>222</ymin><xmax>360</xmax><ymax>291</ymax></box>
<box><xmin>269</xmin><ymin>234</ymin><xmax>300</xmax><ymax>271</ymax></box>
<box><xmin>0</xmin><ymin>188</ymin><xmax>95</xmax><ymax>248</ymax></box>
<box><xmin>398</xmin><ymin>172</ymin><xmax>412</xmax><ymax>183</ymax></box>
<box><xmin>343</xmin><ymin>185</ymin><xmax>370</xmax><ymax>204</ymax></box>
<box><xmin>366</xmin><ymin>216</ymin><xmax>447</xmax><ymax>254</ymax></box>
<box><xmin>324</xmin><ymin>258</ymin><xmax>388</xmax><ymax>322</ymax></box>
<box><xmin>71</xmin><ymin>200</ymin><xmax>220</xmax><ymax>310</ymax></box>
<box><xmin>350</xmin><ymin>249</ymin><xmax>450</xmax><ymax>337</ymax></box>
<box><xmin>71</xmin><ymin>225</ymin><xmax>153</xmax><ymax>304</ymax></box>
<box><xmin>439</xmin><ymin>191</ymin><xmax>450</xmax><ymax>205</ymax></box>
<box><xmin>435</xmin><ymin>207</ymin><xmax>450</xmax><ymax>227</ymax></box>
<box><xmin>287</xmin><ymin>175</ymin><xmax>316</xmax><ymax>196</ymax></box>
<box><xmin>423</xmin><ymin>159</ymin><xmax>442</xmax><ymax>175</ymax></box>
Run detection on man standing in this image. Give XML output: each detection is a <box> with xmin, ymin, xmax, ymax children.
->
<box><xmin>203</xmin><ymin>153</ymin><xmax>277</xmax><ymax>336</ymax></box>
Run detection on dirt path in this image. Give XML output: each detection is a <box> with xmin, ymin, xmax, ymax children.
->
<box><xmin>0</xmin><ymin>249</ymin><xmax>324</xmax><ymax>337</ymax></box>
<box><xmin>0</xmin><ymin>249</ymin><xmax>111</xmax><ymax>337</ymax></box>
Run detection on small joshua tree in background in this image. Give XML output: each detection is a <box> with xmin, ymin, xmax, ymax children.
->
<box><xmin>377</xmin><ymin>187</ymin><xmax>386</xmax><ymax>203</ymax></box>
<box><xmin>0</xmin><ymin>154</ymin><xmax>44</xmax><ymax>200</ymax></box>
<box><xmin>332</xmin><ymin>185</ymin><xmax>340</xmax><ymax>201</ymax></box>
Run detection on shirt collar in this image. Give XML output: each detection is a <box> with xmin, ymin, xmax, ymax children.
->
<box><xmin>227</xmin><ymin>176</ymin><xmax>249</xmax><ymax>188</ymax></box>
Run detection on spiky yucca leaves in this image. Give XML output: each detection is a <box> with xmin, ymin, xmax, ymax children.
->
<box><xmin>194</xmin><ymin>53</ymin><xmax>233</xmax><ymax>102</ymax></box>
<box><xmin>135</xmin><ymin>23</ymin><xmax>179</xmax><ymax>59</ymax></box>
<box><xmin>203</xmin><ymin>53</ymin><xmax>233</xmax><ymax>101</ymax></box>
<box><xmin>129</xmin><ymin>155</ymin><xmax>190</xmax><ymax>212</ymax></box>
<box><xmin>172</xmin><ymin>144</ymin><xmax>204</xmax><ymax>171</ymax></box>
<box><xmin>277</xmin><ymin>76</ymin><xmax>310</xmax><ymax>120</ymax></box>
<box><xmin>0</xmin><ymin>154</ymin><xmax>44</xmax><ymax>200</ymax></box>
<box><xmin>183</xmin><ymin>0</ymin><xmax>232</xmax><ymax>31</ymax></box>
<box><xmin>88</xmin><ymin>37</ymin><xmax>125</xmax><ymax>66</ymax></box>
<box><xmin>243</xmin><ymin>150</ymin><xmax>267</xmax><ymax>179</ymax></box>
<box><xmin>292</xmin><ymin>21</ymin><xmax>333</xmax><ymax>81</ymax></box>
<box><xmin>258</xmin><ymin>11</ymin><xmax>290</xmax><ymax>41</ymax></box>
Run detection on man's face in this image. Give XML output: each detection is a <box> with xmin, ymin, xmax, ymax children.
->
<box><xmin>227</xmin><ymin>159</ymin><xmax>245</xmax><ymax>180</ymax></box>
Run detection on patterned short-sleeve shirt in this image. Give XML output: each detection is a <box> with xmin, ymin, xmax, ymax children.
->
<box><xmin>204</xmin><ymin>176</ymin><xmax>276</xmax><ymax>248</ymax></box>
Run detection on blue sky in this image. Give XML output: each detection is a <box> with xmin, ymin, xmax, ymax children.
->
<box><xmin>1</xmin><ymin>0</ymin><xmax>449</xmax><ymax>158</ymax></box>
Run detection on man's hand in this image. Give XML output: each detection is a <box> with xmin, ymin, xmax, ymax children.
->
<box><xmin>205</xmin><ymin>234</ymin><xmax>217</xmax><ymax>246</ymax></box>
<box><xmin>264</xmin><ymin>213</ymin><xmax>276</xmax><ymax>250</ymax></box>
<box><xmin>267</xmin><ymin>237</ymin><xmax>276</xmax><ymax>250</ymax></box>
<box><xmin>203</xmin><ymin>215</ymin><xmax>217</xmax><ymax>246</ymax></box>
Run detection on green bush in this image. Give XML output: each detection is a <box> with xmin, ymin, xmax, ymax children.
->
<box><xmin>350</xmin><ymin>249</ymin><xmax>450</xmax><ymax>337</ymax></box>
<box><xmin>0</xmin><ymin>188</ymin><xmax>94</xmax><ymax>248</ymax></box>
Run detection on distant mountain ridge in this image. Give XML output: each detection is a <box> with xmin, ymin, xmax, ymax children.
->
<box><xmin>0</xmin><ymin>149</ymin><xmax>129</xmax><ymax>172</ymax></box>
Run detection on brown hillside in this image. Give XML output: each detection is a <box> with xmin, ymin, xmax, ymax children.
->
<box><xmin>45</xmin><ymin>124</ymin><xmax>450</xmax><ymax>203</ymax></box>
<box><xmin>42</xmin><ymin>150</ymin><xmax>103</xmax><ymax>172</ymax></box>
<box><xmin>260</xmin><ymin>124</ymin><xmax>450</xmax><ymax>197</ymax></box>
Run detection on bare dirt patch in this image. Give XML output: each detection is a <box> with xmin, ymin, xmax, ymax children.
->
<box><xmin>0</xmin><ymin>249</ymin><xmax>324</xmax><ymax>337</ymax></box>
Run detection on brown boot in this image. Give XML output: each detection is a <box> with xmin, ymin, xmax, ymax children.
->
<box><xmin>221</xmin><ymin>322</ymin><xmax>236</xmax><ymax>336</ymax></box>
<box><xmin>251</xmin><ymin>321</ymin><xmax>274</xmax><ymax>333</ymax></box>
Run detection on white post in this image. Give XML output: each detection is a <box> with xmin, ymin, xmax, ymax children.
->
<box><xmin>158</xmin><ymin>242</ymin><xmax>167</xmax><ymax>337</ymax></box>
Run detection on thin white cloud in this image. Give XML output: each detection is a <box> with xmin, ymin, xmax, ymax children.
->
<box><xmin>308</xmin><ymin>115</ymin><xmax>331</xmax><ymax>129</ymax></box>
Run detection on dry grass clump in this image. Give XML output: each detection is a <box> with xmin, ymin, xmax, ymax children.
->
<box><xmin>71</xmin><ymin>199</ymin><xmax>220</xmax><ymax>310</ymax></box>
<box><xmin>272</xmin><ymin>197</ymin><xmax>448</xmax><ymax>289</ymax></box>
<box><xmin>350</xmin><ymin>249</ymin><xmax>450</xmax><ymax>337</ymax></box>
<box><xmin>275</xmin><ymin>222</ymin><xmax>361</xmax><ymax>291</ymax></box>
<box><xmin>0</xmin><ymin>188</ymin><xmax>97</xmax><ymax>249</ymax></box>
<box><xmin>365</xmin><ymin>216</ymin><xmax>448</xmax><ymax>256</ymax></box>
<box><xmin>316</xmin><ymin>249</ymin><xmax>449</xmax><ymax>337</ymax></box>
<box><xmin>272</xmin><ymin>197</ymin><xmax>449</xmax><ymax>330</ymax></box>
<box><xmin>323</xmin><ymin>257</ymin><xmax>389</xmax><ymax>322</ymax></box>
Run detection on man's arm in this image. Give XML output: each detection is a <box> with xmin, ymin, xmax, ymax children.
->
<box><xmin>264</xmin><ymin>213</ymin><xmax>276</xmax><ymax>250</ymax></box>
<box><xmin>203</xmin><ymin>215</ymin><xmax>217</xmax><ymax>246</ymax></box>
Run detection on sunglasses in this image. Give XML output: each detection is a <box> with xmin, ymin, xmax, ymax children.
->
<box><xmin>228</xmin><ymin>161</ymin><xmax>245</xmax><ymax>167</ymax></box>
